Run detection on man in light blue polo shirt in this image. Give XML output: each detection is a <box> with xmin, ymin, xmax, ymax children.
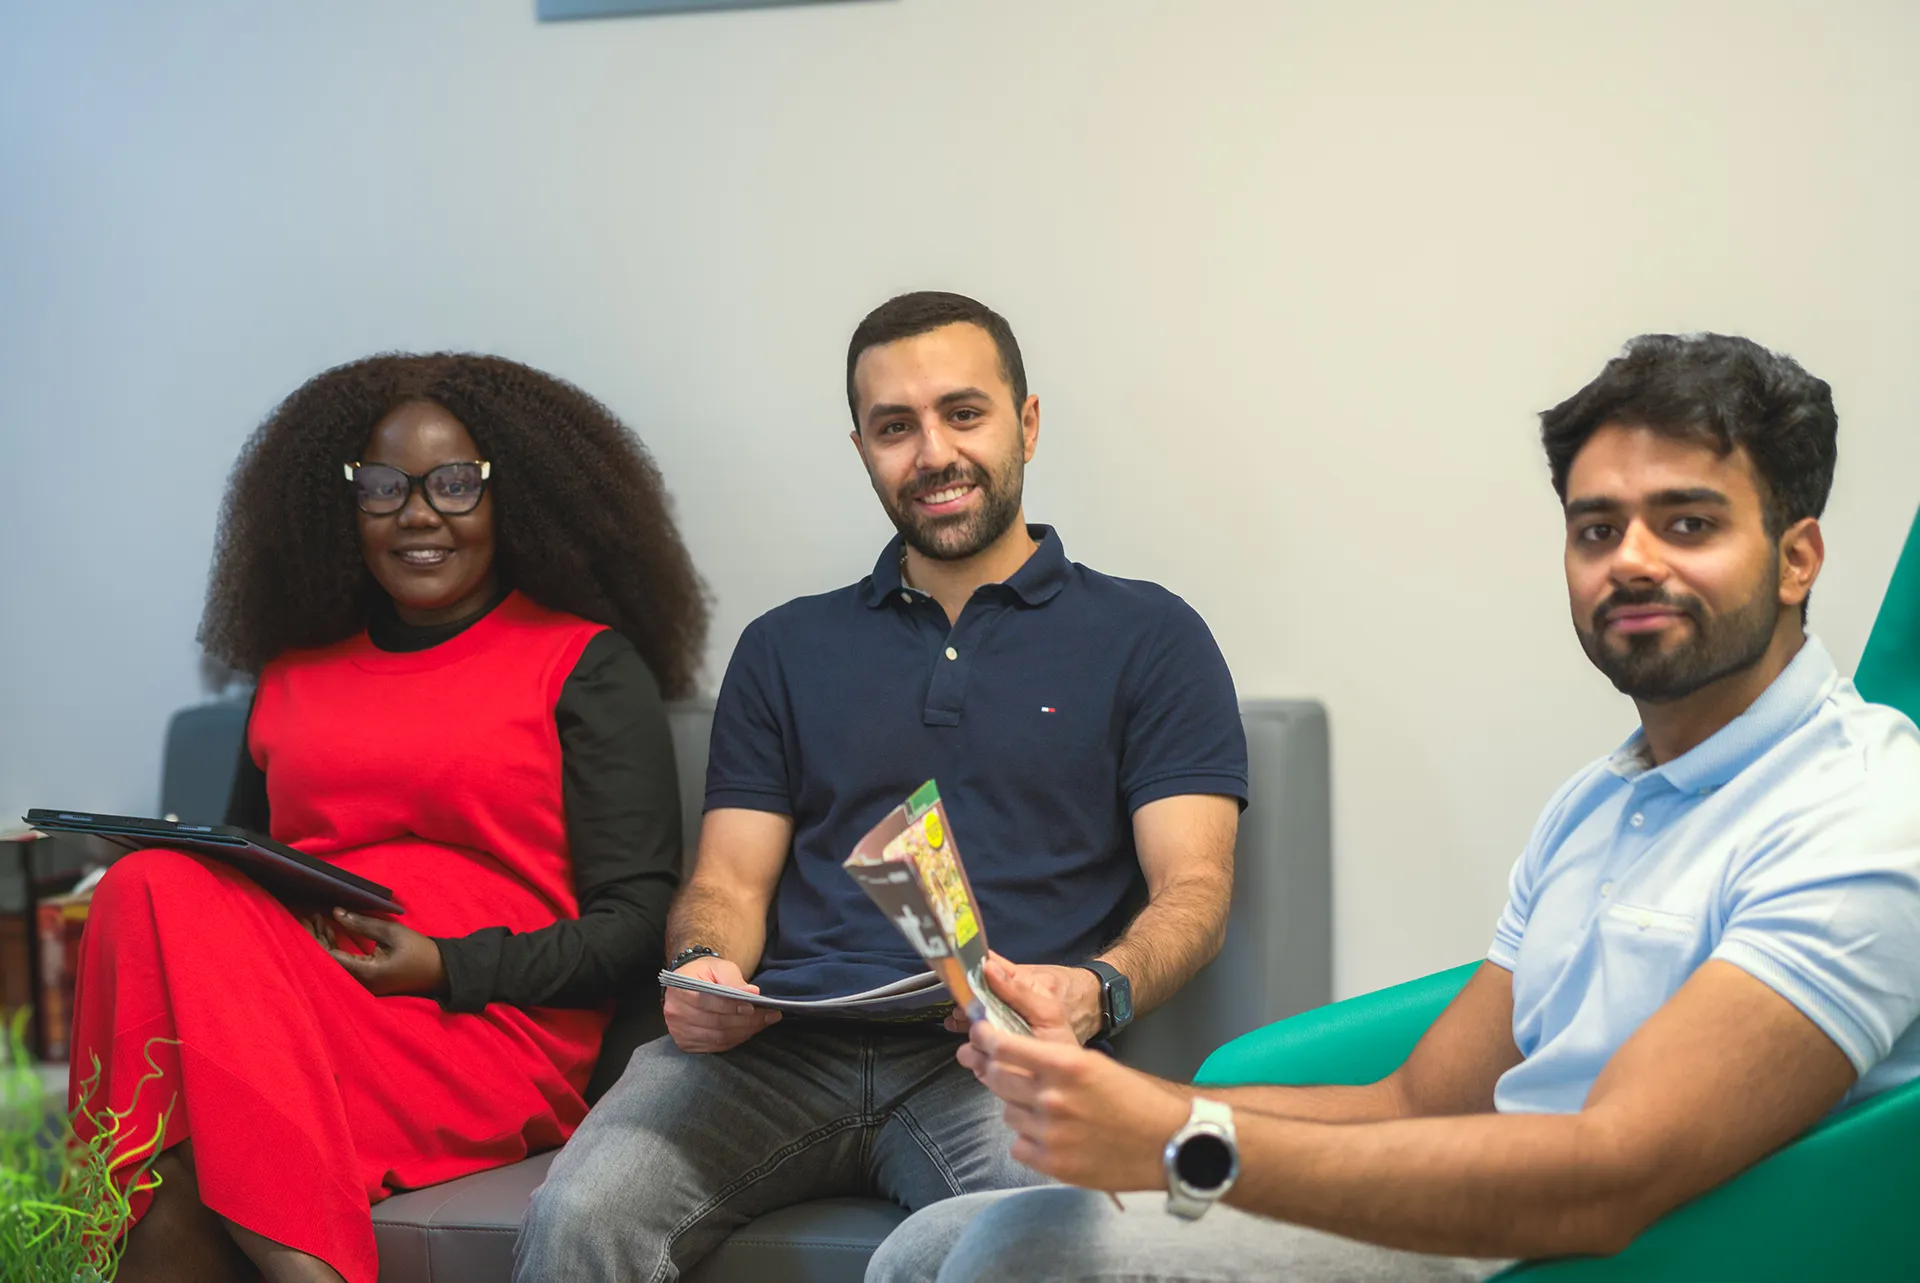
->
<box><xmin>871</xmin><ymin>333</ymin><xmax>1920</xmax><ymax>1282</ymax></box>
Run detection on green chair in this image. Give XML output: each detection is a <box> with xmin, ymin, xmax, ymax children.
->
<box><xmin>1195</xmin><ymin>504</ymin><xmax>1920</xmax><ymax>1280</ymax></box>
<box><xmin>1857</xmin><ymin>504</ymin><xmax>1920</xmax><ymax>721</ymax></box>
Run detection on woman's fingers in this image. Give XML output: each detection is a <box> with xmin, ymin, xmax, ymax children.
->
<box><xmin>328</xmin><ymin>946</ymin><xmax>378</xmax><ymax>977</ymax></box>
<box><xmin>334</xmin><ymin>908</ymin><xmax>397</xmax><ymax>944</ymax></box>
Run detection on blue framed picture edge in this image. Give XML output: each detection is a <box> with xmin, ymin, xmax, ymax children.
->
<box><xmin>540</xmin><ymin>0</ymin><xmax>874</xmax><ymax>20</ymax></box>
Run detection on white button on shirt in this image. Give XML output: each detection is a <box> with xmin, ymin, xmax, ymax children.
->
<box><xmin>1488</xmin><ymin>637</ymin><xmax>1920</xmax><ymax>1115</ymax></box>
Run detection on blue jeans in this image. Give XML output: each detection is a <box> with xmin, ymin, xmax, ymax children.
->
<box><xmin>514</xmin><ymin>1022</ymin><xmax>1043</xmax><ymax>1282</ymax></box>
<box><xmin>867</xmin><ymin>1188</ymin><xmax>1514</xmax><ymax>1283</ymax></box>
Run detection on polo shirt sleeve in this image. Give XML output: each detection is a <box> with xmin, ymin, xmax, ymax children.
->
<box><xmin>1488</xmin><ymin>766</ymin><xmax>1597</xmax><ymax>970</ymax></box>
<box><xmin>1117</xmin><ymin>594</ymin><xmax>1249</xmax><ymax>814</ymax></box>
<box><xmin>704</xmin><ymin>617</ymin><xmax>795</xmax><ymax>816</ymax></box>
<box><xmin>1711</xmin><ymin>780</ymin><xmax>1920</xmax><ymax>1076</ymax></box>
<box><xmin>1487</xmin><ymin>850</ymin><xmax>1535</xmax><ymax>972</ymax></box>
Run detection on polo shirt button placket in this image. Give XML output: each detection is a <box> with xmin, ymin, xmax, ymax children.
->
<box><xmin>923</xmin><ymin>604</ymin><xmax>991</xmax><ymax>727</ymax></box>
<box><xmin>1605</xmin><ymin>787</ymin><xmax>1656</xmax><ymax>893</ymax></box>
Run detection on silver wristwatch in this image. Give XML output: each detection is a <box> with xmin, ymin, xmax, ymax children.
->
<box><xmin>1163</xmin><ymin>1096</ymin><xmax>1239</xmax><ymax>1220</ymax></box>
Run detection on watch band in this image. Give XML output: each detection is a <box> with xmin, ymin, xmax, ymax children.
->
<box><xmin>1163</xmin><ymin>1096</ymin><xmax>1238</xmax><ymax>1221</ymax></box>
<box><xmin>668</xmin><ymin>945</ymin><xmax>722</xmax><ymax>972</ymax></box>
<box><xmin>1073</xmin><ymin>959</ymin><xmax>1128</xmax><ymax>1035</ymax></box>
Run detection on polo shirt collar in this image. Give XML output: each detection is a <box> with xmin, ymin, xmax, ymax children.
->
<box><xmin>860</xmin><ymin>525</ymin><xmax>1070</xmax><ymax>608</ymax></box>
<box><xmin>1606</xmin><ymin>634</ymin><xmax>1839</xmax><ymax>793</ymax></box>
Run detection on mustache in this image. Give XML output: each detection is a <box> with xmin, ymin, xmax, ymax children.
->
<box><xmin>898</xmin><ymin>463</ymin><xmax>990</xmax><ymax>505</ymax></box>
<box><xmin>1592</xmin><ymin>586</ymin><xmax>1705</xmax><ymax>632</ymax></box>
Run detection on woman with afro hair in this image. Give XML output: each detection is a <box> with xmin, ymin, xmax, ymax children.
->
<box><xmin>70</xmin><ymin>353</ymin><xmax>709</xmax><ymax>1283</ymax></box>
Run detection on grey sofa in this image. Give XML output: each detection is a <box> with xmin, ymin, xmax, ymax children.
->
<box><xmin>158</xmin><ymin>697</ymin><xmax>1331</xmax><ymax>1282</ymax></box>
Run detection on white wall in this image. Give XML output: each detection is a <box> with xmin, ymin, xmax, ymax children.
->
<box><xmin>3</xmin><ymin>0</ymin><xmax>1915</xmax><ymax>997</ymax></box>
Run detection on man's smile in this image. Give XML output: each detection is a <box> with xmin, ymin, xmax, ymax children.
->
<box><xmin>911</xmin><ymin>483</ymin><xmax>978</xmax><ymax>515</ymax></box>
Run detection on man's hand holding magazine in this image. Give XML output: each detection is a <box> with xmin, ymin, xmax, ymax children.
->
<box><xmin>962</xmin><ymin>952</ymin><xmax>1178</xmax><ymax>1199</ymax></box>
<box><xmin>942</xmin><ymin>959</ymin><xmax>1105</xmax><ymax>1042</ymax></box>
<box><xmin>956</xmin><ymin>953</ymin><xmax>1080</xmax><ymax>1051</ymax></box>
<box><xmin>663</xmin><ymin>954</ymin><xmax>782</xmax><ymax>1053</ymax></box>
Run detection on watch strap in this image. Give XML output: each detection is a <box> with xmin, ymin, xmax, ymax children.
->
<box><xmin>1074</xmin><ymin>959</ymin><xmax>1124</xmax><ymax>1034</ymax></box>
<box><xmin>1188</xmin><ymin>1096</ymin><xmax>1233</xmax><ymax>1130</ymax></box>
<box><xmin>1164</xmin><ymin>1096</ymin><xmax>1238</xmax><ymax>1221</ymax></box>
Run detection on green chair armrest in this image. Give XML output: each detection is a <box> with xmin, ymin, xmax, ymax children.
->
<box><xmin>1855</xmin><ymin>504</ymin><xmax>1920</xmax><ymax>724</ymax></box>
<box><xmin>1500</xmin><ymin>1074</ymin><xmax>1920</xmax><ymax>1279</ymax></box>
<box><xmin>1194</xmin><ymin>963</ymin><xmax>1478</xmax><ymax>1087</ymax></box>
<box><xmin>1194</xmin><ymin>960</ymin><xmax>1920</xmax><ymax>1281</ymax></box>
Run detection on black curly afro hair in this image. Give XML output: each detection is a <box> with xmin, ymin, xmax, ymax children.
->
<box><xmin>199</xmin><ymin>352</ymin><xmax>709</xmax><ymax>697</ymax></box>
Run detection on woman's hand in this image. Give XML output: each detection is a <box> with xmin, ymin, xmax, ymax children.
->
<box><xmin>326</xmin><ymin>909</ymin><xmax>447</xmax><ymax>998</ymax></box>
<box><xmin>297</xmin><ymin>907</ymin><xmax>337</xmax><ymax>950</ymax></box>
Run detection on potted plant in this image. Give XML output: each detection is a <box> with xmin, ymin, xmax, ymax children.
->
<box><xmin>1</xmin><ymin>1012</ymin><xmax>170</xmax><ymax>1281</ymax></box>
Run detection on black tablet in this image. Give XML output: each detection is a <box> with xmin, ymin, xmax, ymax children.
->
<box><xmin>24</xmin><ymin>809</ymin><xmax>404</xmax><ymax>916</ymax></box>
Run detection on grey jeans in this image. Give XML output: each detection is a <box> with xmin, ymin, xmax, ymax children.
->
<box><xmin>866</xmin><ymin>1188</ymin><xmax>1515</xmax><ymax>1283</ymax></box>
<box><xmin>513</xmin><ymin>1021</ymin><xmax>1043</xmax><ymax>1282</ymax></box>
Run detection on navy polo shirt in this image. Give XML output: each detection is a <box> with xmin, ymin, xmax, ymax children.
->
<box><xmin>705</xmin><ymin>526</ymin><xmax>1248</xmax><ymax>1000</ymax></box>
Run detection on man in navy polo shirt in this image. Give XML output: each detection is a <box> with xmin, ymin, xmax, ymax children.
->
<box><xmin>516</xmin><ymin>291</ymin><xmax>1248</xmax><ymax>1281</ymax></box>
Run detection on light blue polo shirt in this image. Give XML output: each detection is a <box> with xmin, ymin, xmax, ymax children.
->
<box><xmin>1490</xmin><ymin>636</ymin><xmax>1920</xmax><ymax>1115</ymax></box>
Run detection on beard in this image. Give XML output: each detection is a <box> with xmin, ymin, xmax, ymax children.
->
<box><xmin>1575</xmin><ymin>557</ymin><xmax>1782</xmax><ymax>704</ymax></box>
<box><xmin>878</xmin><ymin>456</ymin><xmax>1025</xmax><ymax>562</ymax></box>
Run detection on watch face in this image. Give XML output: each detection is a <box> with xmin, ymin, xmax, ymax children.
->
<box><xmin>1175</xmin><ymin>1132</ymin><xmax>1234</xmax><ymax>1191</ymax></box>
<box><xmin>1110</xmin><ymin>976</ymin><xmax>1134</xmax><ymax>1025</ymax></box>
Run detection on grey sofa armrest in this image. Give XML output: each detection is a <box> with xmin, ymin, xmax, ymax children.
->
<box><xmin>1113</xmin><ymin>699</ymin><xmax>1332</xmax><ymax>1081</ymax></box>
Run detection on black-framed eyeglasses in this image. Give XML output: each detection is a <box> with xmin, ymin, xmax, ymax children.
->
<box><xmin>344</xmin><ymin>460</ymin><xmax>492</xmax><ymax>516</ymax></box>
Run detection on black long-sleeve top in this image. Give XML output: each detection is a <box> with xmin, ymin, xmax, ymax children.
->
<box><xmin>226</xmin><ymin>593</ymin><xmax>681</xmax><ymax>1012</ymax></box>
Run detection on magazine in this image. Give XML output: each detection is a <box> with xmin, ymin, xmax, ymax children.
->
<box><xmin>657</xmin><ymin>780</ymin><xmax>1029</xmax><ymax>1034</ymax></box>
<box><xmin>843</xmin><ymin>780</ymin><xmax>1031</xmax><ymax>1035</ymax></box>
<box><xmin>657</xmin><ymin>967</ymin><xmax>944</xmax><ymax>1014</ymax></box>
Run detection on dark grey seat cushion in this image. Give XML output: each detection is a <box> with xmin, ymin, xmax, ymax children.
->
<box><xmin>686</xmin><ymin>1198</ymin><xmax>912</xmax><ymax>1283</ymax></box>
<box><xmin>373</xmin><ymin>1154</ymin><xmax>554</xmax><ymax>1283</ymax></box>
<box><xmin>373</xmin><ymin>1154</ymin><xmax>907</xmax><ymax>1283</ymax></box>
<box><xmin>164</xmin><ymin>696</ymin><xmax>1330</xmax><ymax>1283</ymax></box>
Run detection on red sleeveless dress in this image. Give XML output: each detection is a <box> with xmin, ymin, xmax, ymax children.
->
<box><xmin>69</xmin><ymin>592</ymin><xmax>612</xmax><ymax>1283</ymax></box>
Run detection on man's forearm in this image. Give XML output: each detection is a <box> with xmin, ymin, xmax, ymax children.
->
<box><xmin>1224</xmin><ymin>1109</ymin><xmax>1646</xmax><ymax>1259</ymax></box>
<box><xmin>665</xmin><ymin>880</ymin><xmax>767</xmax><ymax>975</ymax></box>
<box><xmin>1193</xmin><ymin>1079</ymin><xmax>1410</xmax><ymax>1125</ymax></box>
<box><xmin>1099</xmin><ymin>874</ymin><xmax>1229</xmax><ymax>1015</ymax></box>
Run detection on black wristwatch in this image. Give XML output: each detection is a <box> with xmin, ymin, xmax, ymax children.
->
<box><xmin>668</xmin><ymin>945</ymin><xmax>722</xmax><ymax>972</ymax></box>
<box><xmin>1073</xmin><ymin>959</ymin><xmax>1134</xmax><ymax>1036</ymax></box>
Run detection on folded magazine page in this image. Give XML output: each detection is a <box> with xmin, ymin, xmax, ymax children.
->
<box><xmin>843</xmin><ymin>780</ymin><xmax>1031</xmax><ymax>1035</ymax></box>
<box><xmin>656</xmin><ymin>967</ymin><xmax>943</xmax><ymax>1014</ymax></box>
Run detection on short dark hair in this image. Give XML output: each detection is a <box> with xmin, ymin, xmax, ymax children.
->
<box><xmin>845</xmin><ymin>291</ymin><xmax>1027</xmax><ymax>426</ymax></box>
<box><xmin>1540</xmin><ymin>333</ymin><xmax>1837</xmax><ymax>538</ymax></box>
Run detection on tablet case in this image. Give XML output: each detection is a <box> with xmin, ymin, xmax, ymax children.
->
<box><xmin>23</xmin><ymin>809</ymin><xmax>404</xmax><ymax>915</ymax></box>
